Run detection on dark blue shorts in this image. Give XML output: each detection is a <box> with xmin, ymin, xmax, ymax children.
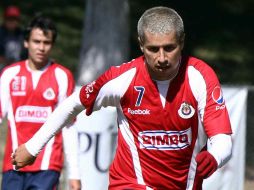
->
<box><xmin>1</xmin><ymin>170</ymin><xmax>60</xmax><ymax>190</ymax></box>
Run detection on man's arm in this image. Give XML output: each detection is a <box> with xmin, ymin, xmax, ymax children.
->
<box><xmin>12</xmin><ymin>90</ymin><xmax>84</xmax><ymax>169</ymax></box>
<box><xmin>63</xmin><ymin>126</ymin><xmax>81</xmax><ymax>190</ymax></box>
<box><xmin>195</xmin><ymin>134</ymin><xmax>232</xmax><ymax>178</ymax></box>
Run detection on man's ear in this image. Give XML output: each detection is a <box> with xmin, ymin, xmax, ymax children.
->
<box><xmin>138</xmin><ymin>37</ymin><xmax>144</xmax><ymax>52</ymax></box>
<box><xmin>24</xmin><ymin>41</ymin><xmax>28</xmax><ymax>48</ymax></box>
<box><xmin>180</xmin><ymin>33</ymin><xmax>185</xmax><ymax>51</ymax></box>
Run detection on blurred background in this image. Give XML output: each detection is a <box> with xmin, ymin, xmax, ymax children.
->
<box><xmin>0</xmin><ymin>0</ymin><xmax>253</xmax><ymax>189</ymax></box>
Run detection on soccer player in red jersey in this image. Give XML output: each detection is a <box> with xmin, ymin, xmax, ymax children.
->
<box><xmin>0</xmin><ymin>15</ymin><xmax>81</xmax><ymax>190</ymax></box>
<box><xmin>12</xmin><ymin>7</ymin><xmax>232</xmax><ymax>190</ymax></box>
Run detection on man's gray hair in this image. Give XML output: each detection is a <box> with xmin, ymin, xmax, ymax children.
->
<box><xmin>137</xmin><ymin>6</ymin><xmax>184</xmax><ymax>43</ymax></box>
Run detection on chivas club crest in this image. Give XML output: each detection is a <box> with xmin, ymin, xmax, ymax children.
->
<box><xmin>43</xmin><ymin>88</ymin><xmax>55</xmax><ymax>100</ymax></box>
<box><xmin>178</xmin><ymin>102</ymin><xmax>195</xmax><ymax>119</ymax></box>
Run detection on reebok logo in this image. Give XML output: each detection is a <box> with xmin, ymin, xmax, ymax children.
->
<box><xmin>127</xmin><ymin>108</ymin><xmax>150</xmax><ymax>115</ymax></box>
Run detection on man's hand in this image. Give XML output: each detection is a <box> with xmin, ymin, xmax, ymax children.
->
<box><xmin>11</xmin><ymin>144</ymin><xmax>36</xmax><ymax>170</ymax></box>
<box><xmin>69</xmin><ymin>179</ymin><xmax>81</xmax><ymax>190</ymax></box>
<box><xmin>195</xmin><ymin>151</ymin><xmax>218</xmax><ymax>179</ymax></box>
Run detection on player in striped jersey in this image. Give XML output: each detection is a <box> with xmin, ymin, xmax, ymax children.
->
<box><xmin>0</xmin><ymin>15</ymin><xmax>81</xmax><ymax>190</ymax></box>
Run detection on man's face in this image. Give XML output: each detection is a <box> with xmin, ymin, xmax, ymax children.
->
<box><xmin>4</xmin><ymin>17</ymin><xmax>19</xmax><ymax>31</ymax></box>
<box><xmin>24</xmin><ymin>28</ymin><xmax>53</xmax><ymax>70</ymax></box>
<box><xmin>140</xmin><ymin>30</ymin><xmax>184</xmax><ymax>81</ymax></box>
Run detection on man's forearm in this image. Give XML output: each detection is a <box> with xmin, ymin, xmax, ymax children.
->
<box><xmin>63</xmin><ymin>125</ymin><xmax>80</xmax><ymax>179</ymax></box>
<box><xmin>26</xmin><ymin>91</ymin><xmax>84</xmax><ymax>156</ymax></box>
<box><xmin>208</xmin><ymin>134</ymin><xmax>232</xmax><ymax>168</ymax></box>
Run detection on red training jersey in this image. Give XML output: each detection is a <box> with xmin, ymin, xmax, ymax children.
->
<box><xmin>0</xmin><ymin>60</ymin><xmax>75</xmax><ymax>172</ymax></box>
<box><xmin>79</xmin><ymin>56</ymin><xmax>232</xmax><ymax>190</ymax></box>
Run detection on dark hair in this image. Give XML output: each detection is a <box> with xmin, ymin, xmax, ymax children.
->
<box><xmin>24</xmin><ymin>15</ymin><xmax>57</xmax><ymax>43</ymax></box>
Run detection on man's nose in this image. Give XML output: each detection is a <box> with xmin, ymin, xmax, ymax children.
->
<box><xmin>158</xmin><ymin>48</ymin><xmax>166</xmax><ymax>63</ymax></box>
<box><xmin>38</xmin><ymin>43</ymin><xmax>45</xmax><ymax>51</ymax></box>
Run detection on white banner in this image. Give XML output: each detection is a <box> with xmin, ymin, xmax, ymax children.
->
<box><xmin>203</xmin><ymin>87</ymin><xmax>248</xmax><ymax>190</ymax></box>
<box><xmin>73</xmin><ymin>107</ymin><xmax>118</xmax><ymax>190</ymax></box>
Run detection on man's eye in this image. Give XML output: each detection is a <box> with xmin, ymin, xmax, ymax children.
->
<box><xmin>148</xmin><ymin>47</ymin><xmax>159</xmax><ymax>52</ymax></box>
<box><xmin>44</xmin><ymin>41</ymin><xmax>52</xmax><ymax>45</ymax></box>
<box><xmin>164</xmin><ymin>46</ymin><xmax>175</xmax><ymax>52</ymax></box>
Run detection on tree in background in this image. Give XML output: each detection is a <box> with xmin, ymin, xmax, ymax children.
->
<box><xmin>77</xmin><ymin>0</ymin><xmax>130</xmax><ymax>85</ymax></box>
<box><xmin>74</xmin><ymin>1</ymin><xmax>130</xmax><ymax>189</ymax></box>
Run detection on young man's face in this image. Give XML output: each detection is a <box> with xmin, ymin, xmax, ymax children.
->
<box><xmin>24</xmin><ymin>28</ymin><xmax>53</xmax><ymax>70</ymax></box>
<box><xmin>140</xmin><ymin>30</ymin><xmax>184</xmax><ymax>81</ymax></box>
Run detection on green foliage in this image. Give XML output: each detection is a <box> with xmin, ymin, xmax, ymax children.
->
<box><xmin>129</xmin><ymin>0</ymin><xmax>254</xmax><ymax>85</ymax></box>
<box><xmin>1</xmin><ymin>0</ymin><xmax>254</xmax><ymax>84</ymax></box>
<box><xmin>1</xmin><ymin>0</ymin><xmax>84</xmax><ymax>74</ymax></box>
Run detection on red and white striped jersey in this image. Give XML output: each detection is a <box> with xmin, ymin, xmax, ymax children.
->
<box><xmin>79</xmin><ymin>55</ymin><xmax>232</xmax><ymax>190</ymax></box>
<box><xmin>0</xmin><ymin>60</ymin><xmax>75</xmax><ymax>172</ymax></box>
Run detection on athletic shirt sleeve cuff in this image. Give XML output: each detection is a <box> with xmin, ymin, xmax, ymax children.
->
<box><xmin>25</xmin><ymin>140</ymin><xmax>40</xmax><ymax>157</ymax></box>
